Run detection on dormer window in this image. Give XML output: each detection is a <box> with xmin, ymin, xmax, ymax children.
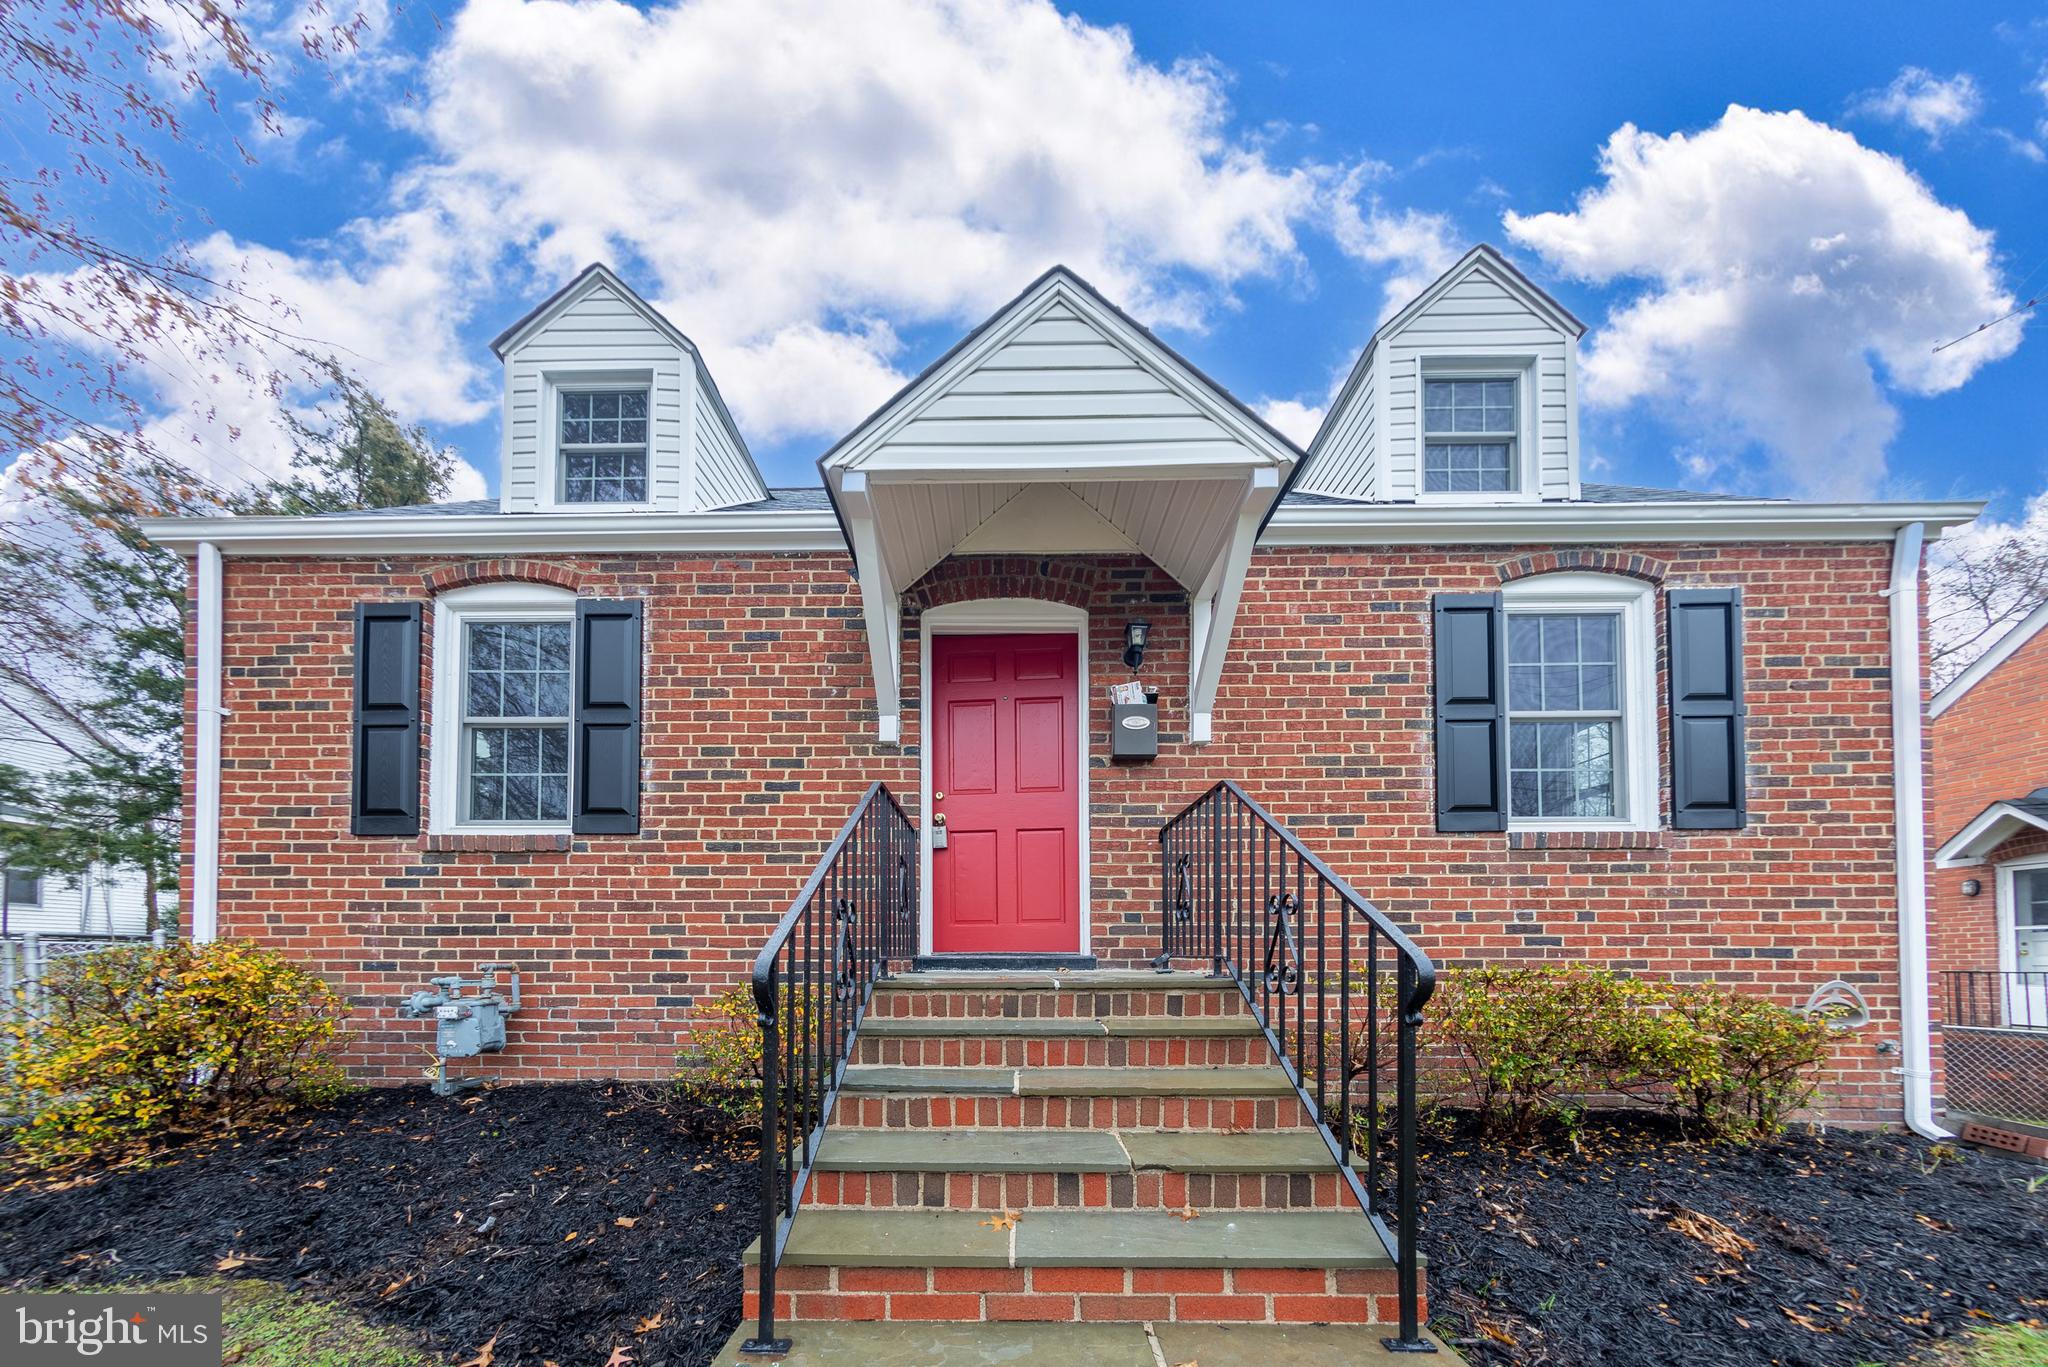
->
<box><xmin>1423</xmin><ymin>378</ymin><xmax>1517</xmax><ymax>494</ymax></box>
<box><xmin>559</xmin><ymin>389</ymin><xmax>649</xmax><ymax>504</ymax></box>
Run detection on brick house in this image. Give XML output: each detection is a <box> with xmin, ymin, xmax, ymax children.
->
<box><xmin>1931</xmin><ymin>600</ymin><xmax>2048</xmax><ymax>1154</ymax></box>
<box><xmin>144</xmin><ymin>246</ymin><xmax>1982</xmax><ymax>1342</ymax></box>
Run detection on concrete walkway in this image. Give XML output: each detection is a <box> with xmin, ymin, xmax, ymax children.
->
<box><xmin>713</xmin><ymin>1320</ymin><xmax>1457</xmax><ymax>1364</ymax></box>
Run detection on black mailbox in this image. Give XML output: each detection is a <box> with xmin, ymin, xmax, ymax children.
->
<box><xmin>1111</xmin><ymin>692</ymin><xmax>1159</xmax><ymax>761</ymax></box>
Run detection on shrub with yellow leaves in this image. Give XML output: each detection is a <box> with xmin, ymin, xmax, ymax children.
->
<box><xmin>2</xmin><ymin>940</ymin><xmax>351</xmax><ymax>1165</ymax></box>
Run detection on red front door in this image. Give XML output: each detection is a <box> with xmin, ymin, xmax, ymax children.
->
<box><xmin>931</xmin><ymin>632</ymin><xmax>1081</xmax><ymax>954</ymax></box>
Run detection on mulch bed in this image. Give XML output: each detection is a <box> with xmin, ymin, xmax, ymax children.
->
<box><xmin>1418</xmin><ymin>1112</ymin><xmax>2048</xmax><ymax>1366</ymax></box>
<box><xmin>0</xmin><ymin>1083</ymin><xmax>759</xmax><ymax>1367</ymax></box>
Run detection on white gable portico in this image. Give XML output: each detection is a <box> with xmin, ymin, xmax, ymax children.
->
<box><xmin>819</xmin><ymin>268</ymin><xmax>1300</xmax><ymax>745</ymax></box>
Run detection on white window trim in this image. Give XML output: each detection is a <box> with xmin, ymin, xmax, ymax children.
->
<box><xmin>542</xmin><ymin>369</ymin><xmax>658</xmax><ymax>513</ymax></box>
<box><xmin>1995</xmin><ymin>853</ymin><xmax>2048</xmax><ymax>977</ymax></box>
<box><xmin>430</xmin><ymin>583</ymin><xmax>578</xmax><ymax>836</ymax></box>
<box><xmin>916</xmin><ymin>598</ymin><xmax>1090</xmax><ymax>959</ymax></box>
<box><xmin>4</xmin><ymin>869</ymin><xmax>42</xmax><ymax>907</ymax></box>
<box><xmin>1501</xmin><ymin>573</ymin><xmax>1658</xmax><ymax>832</ymax></box>
<box><xmin>1415</xmin><ymin>354</ymin><xmax>1541</xmax><ymax>505</ymax></box>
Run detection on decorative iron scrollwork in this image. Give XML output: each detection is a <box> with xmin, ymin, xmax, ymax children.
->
<box><xmin>1172</xmin><ymin>853</ymin><xmax>1193</xmax><ymax>924</ymax></box>
<box><xmin>1262</xmin><ymin>890</ymin><xmax>1303</xmax><ymax>997</ymax></box>
<box><xmin>833</xmin><ymin>895</ymin><xmax>859</xmax><ymax>1006</ymax></box>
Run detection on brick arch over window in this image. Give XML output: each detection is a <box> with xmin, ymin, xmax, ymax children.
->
<box><xmin>421</xmin><ymin>559</ymin><xmax>584</xmax><ymax>596</ymax></box>
<box><xmin>901</xmin><ymin>556</ymin><xmax>1098</xmax><ymax>617</ymax></box>
<box><xmin>1494</xmin><ymin>549</ymin><xmax>1670</xmax><ymax>585</ymax></box>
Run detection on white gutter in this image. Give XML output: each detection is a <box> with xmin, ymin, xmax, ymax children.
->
<box><xmin>137</xmin><ymin>508</ymin><xmax>846</xmax><ymax>557</ymax></box>
<box><xmin>1887</xmin><ymin>522</ymin><xmax>1947</xmax><ymax>1141</ymax></box>
<box><xmin>192</xmin><ymin>541</ymin><xmax>223</xmax><ymax>944</ymax></box>
<box><xmin>1264</xmin><ymin>498</ymin><xmax>1984</xmax><ymax>545</ymax></box>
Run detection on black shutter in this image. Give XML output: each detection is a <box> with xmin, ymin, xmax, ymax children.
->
<box><xmin>1668</xmin><ymin>588</ymin><xmax>1747</xmax><ymax>830</ymax></box>
<box><xmin>352</xmin><ymin>602</ymin><xmax>421</xmax><ymax>836</ymax></box>
<box><xmin>573</xmin><ymin>598</ymin><xmax>643</xmax><ymax>835</ymax></box>
<box><xmin>1434</xmin><ymin>592</ymin><xmax>1509</xmax><ymax>832</ymax></box>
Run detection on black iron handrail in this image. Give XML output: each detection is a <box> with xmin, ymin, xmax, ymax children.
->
<box><xmin>1945</xmin><ymin>968</ymin><xmax>2048</xmax><ymax>1032</ymax></box>
<box><xmin>1158</xmin><ymin>779</ymin><xmax>1438</xmax><ymax>1353</ymax></box>
<box><xmin>741</xmin><ymin>781</ymin><xmax>916</xmax><ymax>1356</ymax></box>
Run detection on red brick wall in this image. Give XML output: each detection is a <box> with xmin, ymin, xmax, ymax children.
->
<box><xmin>188</xmin><ymin>540</ymin><xmax>1907</xmax><ymax>1119</ymax></box>
<box><xmin>1928</xmin><ymin>618</ymin><xmax>2048</xmax><ymax>1110</ymax></box>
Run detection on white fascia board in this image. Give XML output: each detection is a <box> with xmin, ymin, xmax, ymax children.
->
<box><xmin>1934</xmin><ymin>803</ymin><xmax>2048</xmax><ymax>868</ymax></box>
<box><xmin>862</xmin><ymin>451</ymin><xmax>1268</xmax><ymax>482</ymax></box>
<box><xmin>1261</xmin><ymin>499</ymin><xmax>1985</xmax><ymax>546</ymax></box>
<box><xmin>137</xmin><ymin>509</ymin><xmax>846</xmax><ymax>557</ymax></box>
<box><xmin>1931</xmin><ymin>599</ymin><xmax>2048</xmax><ymax>718</ymax></box>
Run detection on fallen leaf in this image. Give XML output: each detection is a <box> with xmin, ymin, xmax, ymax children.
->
<box><xmin>380</xmin><ymin>1276</ymin><xmax>411</xmax><ymax>1299</ymax></box>
<box><xmin>459</xmin><ymin>1336</ymin><xmax>497</xmax><ymax>1367</ymax></box>
<box><xmin>606</xmin><ymin>1348</ymin><xmax>634</xmax><ymax>1367</ymax></box>
<box><xmin>712</xmin><ymin>1203</ymin><xmax>726</xmax><ymax>1212</ymax></box>
<box><xmin>564</xmin><ymin>1232</ymin><xmax>578</xmax><ymax>1242</ymax></box>
<box><xmin>634</xmin><ymin>1311</ymin><xmax>664</xmax><ymax>1334</ymax></box>
<box><xmin>1781</xmin><ymin>1308</ymin><xmax>1832</xmax><ymax>1334</ymax></box>
<box><xmin>614</xmin><ymin>1217</ymin><xmax>637</xmax><ymax>1229</ymax></box>
<box><xmin>980</xmin><ymin>1209</ymin><xmax>1021</xmax><ymax>1232</ymax></box>
<box><xmin>213</xmin><ymin>1253</ymin><xmax>271</xmax><ymax>1271</ymax></box>
<box><xmin>1176</xmin><ymin>1206</ymin><xmax>1201</xmax><ymax>1222</ymax></box>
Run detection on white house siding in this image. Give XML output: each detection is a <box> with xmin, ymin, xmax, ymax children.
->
<box><xmin>1307</xmin><ymin>257</ymin><xmax>1577</xmax><ymax>504</ymax></box>
<box><xmin>0</xmin><ymin>684</ymin><xmax>154</xmax><ymax>936</ymax></box>
<box><xmin>691</xmin><ymin>370</ymin><xmax>768</xmax><ymax>511</ymax></box>
<box><xmin>500</xmin><ymin>280</ymin><xmax>692</xmax><ymax>513</ymax></box>
<box><xmin>1298</xmin><ymin>347</ymin><xmax>1378</xmax><ymax>500</ymax></box>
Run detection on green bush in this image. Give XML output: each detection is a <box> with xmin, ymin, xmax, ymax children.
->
<box><xmin>674</xmin><ymin>985</ymin><xmax>765</xmax><ymax>1127</ymax></box>
<box><xmin>1666</xmin><ymin>984</ymin><xmax>1834</xmax><ymax>1139</ymax></box>
<box><xmin>1432</xmin><ymin>966</ymin><xmax>1831</xmax><ymax>1142</ymax></box>
<box><xmin>2</xmin><ymin>941</ymin><xmax>351</xmax><ymax>1165</ymax></box>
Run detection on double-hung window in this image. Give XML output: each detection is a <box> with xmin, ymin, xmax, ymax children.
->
<box><xmin>1502</xmin><ymin>574</ymin><xmax>1658</xmax><ymax>830</ymax></box>
<box><xmin>433</xmin><ymin>585</ymin><xmax>576</xmax><ymax>832</ymax></box>
<box><xmin>4</xmin><ymin>869</ymin><xmax>41</xmax><ymax>907</ymax></box>
<box><xmin>1423</xmin><ymin>378</ymin><xmax>1517</xmax><ymax>494</ymax></box>
<box><xmin>558</xmin><ymin>388</ymin><xmax>649</xmax><ymax>504</ymax></box>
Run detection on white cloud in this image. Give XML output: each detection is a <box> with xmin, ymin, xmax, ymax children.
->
<box><xmin>1505</xmin><ymin>105</ymin><xmax>2021</xmax><ymax>499</ymax></box>
<box><xmin>1851</xmin><ymin>67</ymin><xmax>1984</xmax><ymax>144</ymax></box>
<box><xmin>1325</xmin><ymin>164</ymin><xmax>1461</xmax><ymax>322</ymax></box>
<box><xmin>362</xmin><ymin>0</ymin><xmax>1356</xmax><ymax>440</ymax></box>
<box><xmin>1255</xmin><ymin>398</ymin><xmax>1324</xmax><ymax>447</ymax></box>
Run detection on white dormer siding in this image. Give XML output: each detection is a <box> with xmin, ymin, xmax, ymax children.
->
<box><xmin>1301</xmin><ymin>245</ymin><xmax>1584</xmax><ymax>504</ymax></box>
<box><xmin>493</xmin><ymin>266</ymin><xmax>767</xmax><ymax>514</ymax></box>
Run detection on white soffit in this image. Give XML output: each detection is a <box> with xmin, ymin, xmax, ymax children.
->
<box><xmin>954</xmin><ymin>484</ymin><xmax>1141</xmax><ymax>557</ymax></box>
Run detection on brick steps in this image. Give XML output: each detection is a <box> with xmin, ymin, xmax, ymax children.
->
<box><xmin>856</xmin><ymin>1014</ymin><xmax>1265</xmax><ymax>1067</ymax></box>
<box><xmin>831</xmin><ymin>1064</ymin><xmax>1312</xmax><ymax>1131</ymax></box>
<box><xmin>806</xmin><ymin>1129</ymin><xmax>1351</xmax><ymax>1210</ymax></box>
<box><xmin>743</xmin><ymin>1210</ymin><xmax>1403</xmax><ymax>1325</ymax></box>
<box><xmin>755</xmin><ymin>969</ymin><xmax>1414</xmax><ymax>1328</ymax></box>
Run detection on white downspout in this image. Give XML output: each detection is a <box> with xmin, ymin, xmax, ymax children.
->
<box><xmin>192</xmin><ymin>541</ymin><xmax>223</xmax><ymax>944</ymax></box>
<box><xmin>1887</xmin><ymin>521</ymin><xmax>1947</xmax><ymax>1140</ymax></box>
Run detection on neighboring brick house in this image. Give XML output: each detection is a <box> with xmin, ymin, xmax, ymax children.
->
<box><xmin>1930</xmin><ymin>600</ymin><xmax>2048</xmax><ymax>1148</ymax></box>
<box><xmin>145</xmin><ymin>246</ymin><xmax>1979</xmax><ymax>1123</ymax></box>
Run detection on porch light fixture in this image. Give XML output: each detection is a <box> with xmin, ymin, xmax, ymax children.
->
<box><xmin>1123</xmin><ymin>619</ymin><xmax>1152</xmax><ymax>671</ymax></box>
<box><xmin>1961</xmin><ymin>878</ymin><xmax>1982</xmax><ymax>898</ymax></box>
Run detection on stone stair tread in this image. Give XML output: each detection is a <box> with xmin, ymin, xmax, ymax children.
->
<box><xmin>759</xmin><ymin>1209</ymin><xmax>1393</xmax><ymax>1269</ymax></box>
<box><xmin>1103</xmin><ymin>1015</ymin><xmax>1258</xmax><ymax>1037</ymax></box>
<box><xmin>860</xmin><ymin>1017</ymin><xmax>1109</xmax><ymax>1037</ymax></box>
<box><xmin>816</xmin><ymin>1129</ymin><xmax>1128</xmax><ymax>1173</ymax></box>
<box><xmin>712</xmin><ymin>1321</ymin><xmax>1446</xmax><ymax>1365</ymax></box>
<box><xmin>841</xmin><ymin>1066</ymin><xmax>1015</xmax><ymax>1094</ymax></box>
<box><xmin>812</xmin><ymin>1128</ymin><xmax>1339</xmax><ymax>1176</ymax></box>
<box><xmin>840</xmin><ymin>1065</ymin><xmax>1295</xmax><ymax>1096</ymax></box>
<box><xmin>877</xmin><ymin>970</ymin><xmax>1227</xmax><ymax>992</ymax></box>
<box><xmin>1120</xmin><ymin>1130</ymin><xmax>1340</xmax><ymax>1174</ymax></box>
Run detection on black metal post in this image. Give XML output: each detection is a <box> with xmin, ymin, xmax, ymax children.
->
<box><xmin>1383</xmin><ymin>953</ymin><xmax>1433</xmax><ymax>1353</ymax></box>
<box><xmin>740</xmin><ymin>987</ymin><xmax>790</xmax><ymax>1356</ymax></box>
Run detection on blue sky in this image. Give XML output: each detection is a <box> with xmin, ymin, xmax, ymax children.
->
<box><xmin>42</xmin><ymin>1</ymin><xmax>2048</xmax><ymax>519</ymax></box>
